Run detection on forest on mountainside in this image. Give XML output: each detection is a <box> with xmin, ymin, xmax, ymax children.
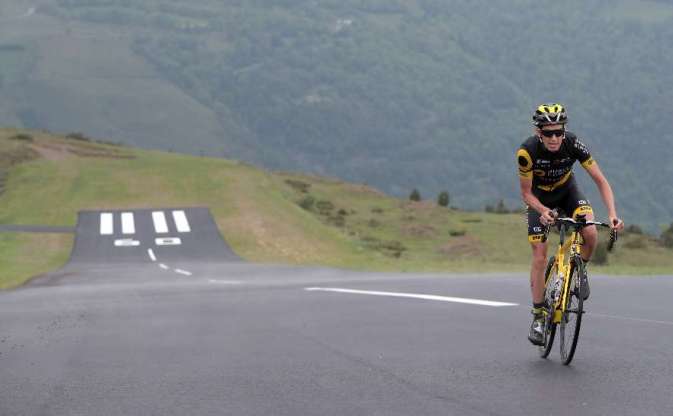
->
<box><xmin>12</xmin><ymin>0</ymin><xmax>673</xmax><ymax>230</ymax></box>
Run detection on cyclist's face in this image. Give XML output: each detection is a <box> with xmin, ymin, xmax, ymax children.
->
<box><xmin>538</xmin><ymin>124</ymin><xmax>565</xmax><ymax>152</ymax></box>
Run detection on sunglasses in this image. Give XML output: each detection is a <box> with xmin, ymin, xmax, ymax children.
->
<box><xmin>540</xmin><ymin>128</ymin><xmax>565</xmax><ymax>138</ymax></box>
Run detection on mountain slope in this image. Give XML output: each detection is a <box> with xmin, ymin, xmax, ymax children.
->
<box><xmin>1</xmin><ymin>128</ymin><xmax>671</xmax><ymax>289</ymax></box>
<box><xmin>1</xmin><ymin>0</ymin><xmax>672</xmax><ymax>231</ymax></box>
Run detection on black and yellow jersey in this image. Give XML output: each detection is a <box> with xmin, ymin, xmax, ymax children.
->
<box><xmin>516</xmin><ymin>132</ymin><xmax>596</xmax><ymax>192</ymax></box>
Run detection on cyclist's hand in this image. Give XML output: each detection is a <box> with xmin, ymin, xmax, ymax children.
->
<box><xmin>540</xmin><ymin>209</ymin><xmax>557</xmax><ymax>226</ymax></box>
<box><xmin>609</xmin><ymin>216</ymin><xmax>624</xmax><ymax>232</ymax></box>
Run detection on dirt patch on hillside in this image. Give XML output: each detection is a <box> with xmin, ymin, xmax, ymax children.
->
<box><xmin>437</xmin><ymin>235</ymin><xmax>483</xmax><ymax>257</ymax></box>
<box><xmin>31</xmin><ymin>142</ymin><xmax>71</xmax><ymax>161</ymax></box>
<box><xmin>401</xmin><ymin>224</ymin><xmax>438</xmax><ymax>238</ymax></box>
<box><xmin>31</xmin><ymin>141</ymin><xmax>135</xmax><ymax>160</ymax></box>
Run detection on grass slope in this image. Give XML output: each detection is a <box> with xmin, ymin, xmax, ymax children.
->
<box><xmin>0</xmin><ymin>128</ymin><xmax>671</xmax><ymax>289</ymax></box>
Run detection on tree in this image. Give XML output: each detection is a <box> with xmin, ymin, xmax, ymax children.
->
<box><xmin>495</xmin><ymin>199</ymin><xmax>508</xmax><ymax>214</ymax></box>
<box><xmin>437</xmin><ymin>191</ymin><xmax>449</xmax><ymax>207</ymax></box>
<box><xmin>661</xmin><ymin>223</ymin><xmax>673</xmax><ymax>248</ymax></box>
<box><xmin>409</xmin><ymin>188</ymin><xmax>421</xmax><ymax>201</ymax></box>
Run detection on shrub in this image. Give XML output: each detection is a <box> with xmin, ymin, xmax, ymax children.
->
<box><xmin>378</xmin><ymin>240</ymin><xmax>407</xmax><ymax>258</ymax></box>
<box><xmin>9</xmin><ymin>134</ymin><xmax>33</xmax><ymax>142</ymax></box>
<box><xmin>625</xmin><ymin>224</ymin><xmax>643</xmax><ymax>235</ymax></box>
<box><xmin>66</xmin><ymin>132</ymin><xmax>91</xmax><ymax>142</ymax></box>
<box><xmin>326</xmin><ymin>215</ymin><xmax>345</xmax><ymax>227</ymax></box>
<box><xmin>661</xmin><ymin>223</ymin><xmax>673</xmax><ymax>248</ymax></box>
<box><xmin>285</xmin><ymin>179</ymin><xmax>311</xmax><ymax>193</ymax></box>
<box><xmin>437</xmin><ymin>191</ymin><xmax>450</xmax><ymax>207</ymax></box>
<box><xmin>368</xmin><ymin>218</ymin><xmax>381</xmax><ymax>228</ymax></box>
<box><xmin>449</xmin><ymin>229</ymin><xmax>467</xmax><ymax>237</ymax></box>
<box><xmin>371</xmin><ymin>207</ymin><xmax>384</xmax><ymax>214</ymax></box>
<box><xmin>337</xmin><ymin>209</ymin><xmax>349</xmax><ymax>216</ymax></box>
<box><xmin>624</xmin><ymin>235</ymin><xmax>648</xmax><ymax>250</ymax></box>
<box><xmin>409</xmin><ymin>188</ymin><xmax>421</xmax><ymax>201</ymax></box>
<box><xmin>316</xmin><ymin>200</ymin><xmax>334</xmax><ymax>215</ymax></box>
<box><xmin>494</xmin><ymin>199</ymin><xmax>509</xmax><ymax>214</ymax></box>
<box><xmin>485</xmin><ymin>200</ymin><xmax>509</xmax><ymax>214</ymax></box>
<box><xmin>360</xmin><ymin>237</ymin><xmax>406</xmax><ymax>258</ymax></box>
<box><xmin>298</xmin><ymin>195</ymin><xmax>315</xmax><ymax>211</ymax></box>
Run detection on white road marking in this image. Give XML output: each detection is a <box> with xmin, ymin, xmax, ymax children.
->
<box><xmin>155</xmin><ymin>237</ymin><xmax>182</xmax><ymax>246</ymax></box>
<box><xmin>121</xmin><ymin>212</ymin><xmax>135</xmax><ymax>234</ymax></box>
<box><xmin>209</xmin><ymin>279</ymin><xmax>243</xmax><ymax>285</ymax></box>
<box><xmin>100</xmin><ymin>213</ymin><xmax>114</xmax><ymax>235</ymax></box>
<box><xmin>304</xmin><ymin>288</ymin><xmax>518</xmax><ymax>307</ymax></box>
<box><xmin>152</xmin><ymin>211</ymin><xmax>169</xmax><ymax>234</ymax></box>
<box><xmin>175</xmin><ymin>269</ymin><xmax>193</xmax><ymax>276</ymax></box>
<box><xmin>587</xmin><ymin>312</ymin><xmax>673</xmax><ymax>327</ymax></box>
<box><xmin>147</xmin><ymin>249</ymin><xmax>156</xmax><ymax>262</ymax></box>
<box><xmin>172</xmin><ymin>210</ymin><xmax>191</xmax><ymax>233</ymax></box>
<box><xmin>159</xmin><ymin>263</ymin><xmax>169</xmax><ymax>270</ymax></box>
<box><xmin>114</xmin><ymin>239</ymin><xmax>140</xmax><ymax>247</ymax></box>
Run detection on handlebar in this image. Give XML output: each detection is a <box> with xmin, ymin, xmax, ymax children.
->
<box><xmin>548</xmin><ymin>216</ymin><xmax>619</xmax><ymax>252</ymax></box>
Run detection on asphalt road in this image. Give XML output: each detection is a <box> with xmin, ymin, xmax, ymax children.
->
<box><xmin>1</xmin><ymin>208</ymin><xmax>673</xmax><ymax>415</ymax></box>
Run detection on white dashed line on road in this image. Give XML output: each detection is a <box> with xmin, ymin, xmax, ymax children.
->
<box><xmin>148</xmin><ymin>249</ymin><xmax>156</xmax><ymax>262</ymax></box>
<box><xmin>304</xmin><ymin>288</ymin><xmax>519</xmax><ymax>307</ymax></box>
<box><xmin>175</xmin><ymin>269</ymin><xmax>193</xmax><ymax>276</ymax></box>
<box><xmin>159</xmin><ymin>263</ymin><xmax>169</xmax><ymax>270</ymax></box>
<box><xmin>587</xmin><ymin>312</ymin><xmax>673</xmax><ymax>326</ymax></box>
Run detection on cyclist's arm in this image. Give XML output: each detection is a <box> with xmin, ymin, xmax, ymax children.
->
<box><xmin>584</xmin><ymin>162</ymin><xmax>624</xmax><ymax>230</ymax></box>
<box><xmin>519</xmin><ymin>177</ymin><xmax>554</xmax><ymax>221</ymax></box>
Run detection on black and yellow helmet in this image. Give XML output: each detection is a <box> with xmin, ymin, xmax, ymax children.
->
<box><xmin>532</xmin><ymin>103</ymin><xmax>567</xmax><ymax>127</ymax></box>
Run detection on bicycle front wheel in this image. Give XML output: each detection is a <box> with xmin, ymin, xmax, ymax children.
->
<box><xmin>559</xmin><ymin>256</ymin><xmax>585</xmax><ymax>365</ymax></box>
<box><xmin>539</xmin><ymin>256</ymin><xmax>556</xmax><ymax>359</ymax></box>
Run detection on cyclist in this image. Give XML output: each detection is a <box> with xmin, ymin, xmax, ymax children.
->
<box><xmin>517</xmin><ymin>103</ymin><xmax>624</xmax><ymax>346</ymax></box>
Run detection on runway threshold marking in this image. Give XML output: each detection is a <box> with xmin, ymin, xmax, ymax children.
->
<box><xmin>121</xmin><ymin>212</ymin><xmax>135</xmax><ymax>234</ymax></box>
<box><xmin>100</xmin><ymin>213</ymin><xmax>113</xmax><ymax>235</ymax></box>
<box><xmin>172</xmin><ymin>210</ymin><xmax>191</xmax><ymax>233</ymax></box>
<box><xmin>152</xmin><ymin>211</ymin><xmax>169</xmax><ymax>233</ymax></box>
<box><xmin>304</xmin><ymin>287</ymin><xmax>518</xmax><ymax>307</ymax></box>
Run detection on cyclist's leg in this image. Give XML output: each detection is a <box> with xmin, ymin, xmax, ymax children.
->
<box><xmin>527</xmin><ymin>207</ymin><xmax>548</xmax><ymax>304</ymax></box>
<box><xmin>562</xmin><ymin>182</ymin><xmax>597</xmax><ymax>261</ymax></box>
<box><xmin>561</xmin><ymin>182</ymin><xmax>594</xmax><ymax>299</ymax></box>
<box><xmin>527</xmin><ymin>207</ymin><xmax>549</xmax><ymax>345</ymax></box>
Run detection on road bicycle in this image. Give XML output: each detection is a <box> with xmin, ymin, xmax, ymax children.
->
<box><xmin>538</xmin><ymin>215</ymin><xmax>618</xmax><ymax>365</ymax></box>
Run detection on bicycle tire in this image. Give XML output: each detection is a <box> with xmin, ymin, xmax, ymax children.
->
<box><xmin>559</xmin><ymin>256</ymin><xmax>584</xmax><ymax>365</ymax></box>
<box><xmin>539</xmin><ymin>256</ymin><xmax>557</xmax><ymax>359</ymax></box>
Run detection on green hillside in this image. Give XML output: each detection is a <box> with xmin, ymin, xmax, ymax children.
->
<box><xmin>1</xmin><ymin>128</ymin><xmax>671</xmax><ymax>289</ymax></box>
<box><xmin>1</xmin><ymin>1</ymin><xmax>673</xmax><ymax>232</ymax></box>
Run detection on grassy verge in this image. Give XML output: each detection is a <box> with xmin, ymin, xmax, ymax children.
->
<box><xmin>0</xmin><ymin>233</ymin><xmax>73</xmax><ymax>289</ymax></box>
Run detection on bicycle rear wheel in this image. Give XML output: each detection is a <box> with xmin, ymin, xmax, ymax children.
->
<box><xmin>559</xmin><ymin>256</ymin><xmax>585</xmax><ymax>365</ymax></box>
<box><xmin>539</xmin><ymin>256</ymin><xmax>557</xmax><ymax>359</ymax></box>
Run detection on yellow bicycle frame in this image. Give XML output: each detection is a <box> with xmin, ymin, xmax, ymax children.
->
<box><xmin>549</xmin><ymin>228</ymin><xmax>583</xmax><ymax>323</ymax></box>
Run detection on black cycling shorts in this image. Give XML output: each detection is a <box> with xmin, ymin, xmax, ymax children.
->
<box><xmin>526</xmin><ymin>179</ymin><xmax>593</xmax><ymax>243</ymax></box>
